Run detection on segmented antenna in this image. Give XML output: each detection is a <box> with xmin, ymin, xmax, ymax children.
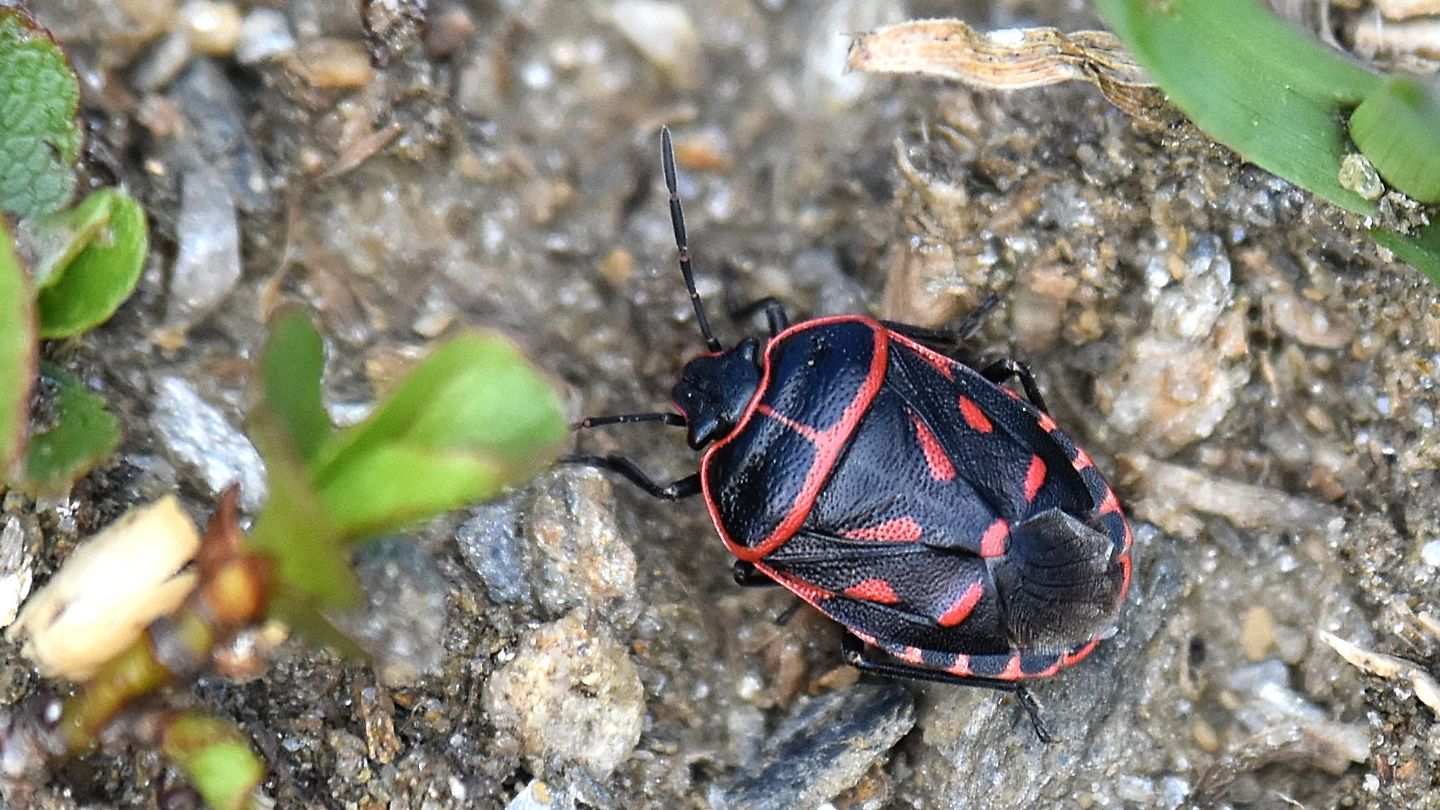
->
<box><xmin>661</xmin><ymin>127</ymin><xmax>722</xmax><ymax>353</ymax></box>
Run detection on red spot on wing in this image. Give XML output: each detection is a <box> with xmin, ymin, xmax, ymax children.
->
<box><xmin>770</xmin><ymin>570</ymin><xmax>832</xmax><ymax>604</ymax></box>
<box><xmin>909</xmin><ymin>412</ymin><xmax>956</xmax><ymax>481</ymax></box>
<box><xmin>1023</xmin><ymin>455</ymin><xmax>1047</xmax><ymax>502</ymax></box>
<box><xmin>946</xmin><ymin>654</ymin><xmax>972</xmax><ymax>677</ymax></box>
<box><xmin>1060</xmin><ymin>638</ymin><xmax>1100</xmax><ymax>667</ymax></box>
<box><xmin>1036</xmin><ymin>411</ymin><xmax>1059</xmax><ymax>432</ymax></box>
<box><xmin>980</xmin><ymin>519</ymin><xmax>1009</xmax><ymax>558</ymax></box>
<box><xmin>844</xmin><ymin>578</ymin><xmax>901</xmax><ymax>605</ymax></box>
<box><xmin>1099</xmin><ymin>487</ymin><xmax>1121</xmax><ymax>516</ymax></box>
<box><xmin>1073</xmin><ymin>446</ymin><xmax>1094</xmax><ymax>470</ymax></box>
<box><xmin>997</xmin><ymin>655</ymin><xmax>1024</xmax><ymax>681</ymax></box>
<box><xmin>840</xmin><ymin>516</ymin><xmax>924</xmax><ymax>543</ymax></box>
<box><xmin>937</xmin><ymin>581</ymin><xmax>984</xmax><ymax>628</ymax></box>
<box><xmin>1025</xmin><ymin>658</ymin><xmax>1061</xmax><ymax>679</ymax></box>
<box><xmin>959</xmin><ymin>396</ymin><xmax>994</xmax><ymax>433</ymax></box>
<box><xmin>900</xmin><ymin>645</ymin><xmax>925</xmax><ymax>665</ymax></box>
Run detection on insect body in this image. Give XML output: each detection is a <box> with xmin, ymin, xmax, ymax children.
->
<box><xmin>569</xmin><ymin>130</ymin><xmax>1132</xmax><ymax>738</ymax></box>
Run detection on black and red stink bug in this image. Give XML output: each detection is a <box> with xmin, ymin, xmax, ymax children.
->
<box><xmin>566</xmin><ymin>129</ymin><xmax>1132</xmax><ymax>740</ymax></box>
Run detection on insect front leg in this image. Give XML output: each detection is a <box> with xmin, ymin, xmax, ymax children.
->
<box><xmin>560</xmin><ymin>454</ymin><xmax>701</xmax><ymax>500</ymax></box>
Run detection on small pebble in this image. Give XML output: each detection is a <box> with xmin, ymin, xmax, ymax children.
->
<box><xmin>1421</xmin><ymin>539</ymin><xmax>1440</xmax><ymax>568</ymax></box>
<box><xmin>180</xmin><ymin>1</ymin><xmax>242</xmax><ymax>56</ymax></box>
<box><xmin>289</xmin><ymin>39</ymin><xmax>375</xmax><ymax>89</ymax></box>
<box><xmin>1240</xmin><ymin>605</ymin><xmax>1276</xmax><ymax>661</ymax></box>
<box><xmin>151</xmin><ymin>376</ymin><xmax>266</xmax><ymax>510</ymax></box>
<box><xmin>609</xmin><ymin>0</ymin><xmax>702</xmax><ymax>87</ymax></box>
<box><xmin>235</xmin><ymin>8</ymin><xmax>296</xmax><ymax>64</ymax></box>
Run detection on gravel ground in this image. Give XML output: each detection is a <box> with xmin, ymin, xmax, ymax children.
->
<box><xmin>1</xmin><ymin>1</ymin><xmax>1438</xmax><ymax>808</ymax></box>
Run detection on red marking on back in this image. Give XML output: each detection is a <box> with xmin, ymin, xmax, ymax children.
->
<box><xmin>958</xmin><ymin>396</ymin><xmax>994</xmax><ymax>433</ymax></box>
<box><xmin>946</xmin><ymin>654</ymin><xmax>972</xmax><ymax>677</ymax></box>
<box><xmin>1118</xmin><ymin>552</ymin><xmax>1132</xmax><ymax>599</ymax></box>
<box><xmin>844</xmin><ymin>578</ymin><xmax>901</xmax><ymax>605</ymax></box>
<box><xmin>937</xmin><ymin>581</ymin><xmax>984</xmax><ymax>627</ymax></box>
<box><xmin>980</xmin><ymin>519</ymin><xmax>1009</xmax><ymax>558</ymax></box>
<box><xmin>770</xmin><ymin>570</ymin><xmax>832</xmax><ymax>604</ymax></box>
<box><xmin>1061</xmin><ymin>638</ymin><xmax>1100</xmax><ymax>667</ymax></box>
<box><xmin>997</xmin><ymin>655</ymin><xmax>1024</xmax><ymax>681</ymax></box>
<box><xmin>756</xmin><ymin>404</ymin><xmax>821</xmax><ymax>442</ymax></box>
<box><xmin>841</xmin><ymin>516</ymin><xmax>924</xmax><ymax>543</ymax></box>
<box><xmin>886</xmin><ymin>332</ymin><xmax>957</xmax><ymax>380</ymax></box>
<box><xmin>1073</xmin><ymin>446</ymin><xmax>1094</xmax><ymax>470</ymax></box>
<box><xmin>705</xmin><ymin>317</ymin><xmax>891</xmax><ymax>563</ymax></box>
<box><xmin>1099</xmin><ymin>487</ymin><xmax>1121</xmax><ymax>516</ymax></box>
<box><xmin>1023</xmin><ymin>455</ymin><xmax>1047</xmax><ymax>502</ymax></box>
<box><xmin>910</xmin><ymin>412</ymin><xmax>956</xmax><ymax>481</ymax></box>
<box><xmin>1036</xmin><ymin>411</ymin><xmax>1059</xmax><ymax>432</ymax></box>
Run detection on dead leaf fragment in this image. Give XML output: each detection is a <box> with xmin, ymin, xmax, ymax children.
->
<box><xmin>847</xmin><ymin>19</ymin><xmax>1168</xmax><ymax>121</ymax></box>
<box><xmin>1321</xmin><ymin>631</ymin><xmax>1440</xmax><ymax>716</ymax></box>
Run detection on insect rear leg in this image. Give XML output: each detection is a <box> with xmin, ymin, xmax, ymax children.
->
<box><xmin>560</xmin><ymin>454</ymin><xmax>701</xmax><ymax>500</ymax></box>
<box><xmin>839</xmin><ymin>634</ymin><xmax>1053</xmax><ymax>742</ymax></box>
<box><xmin>881</xmin><ymin>292</ymin><xmax>1000</xmax><ymax>355</ymax></box>
<box><xmin>978</xmin><ymin>358</ymin><xmax>1049</xmax><ymax>413</ymax></box>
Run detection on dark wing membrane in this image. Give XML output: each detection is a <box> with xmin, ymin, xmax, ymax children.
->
<box><xmin>762</xmin><ymin>530</ymin><xmax>1012</xmax><ymax>656</ymax></box>
<box><xmin>885</xmin><ymin>339</ymin><xmax>1095</xmax><ymax>522</ymax></box>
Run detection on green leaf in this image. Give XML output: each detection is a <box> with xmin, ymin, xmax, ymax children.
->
<box><xmin>310</xmin><ymin>332</ymin><xmax>568</xmax><ymax>542</ymax></box>
<box><xmin>1096</xmin><ymin>0</ymin><xmax>1382</xmax><ymax>217</ymax></box>
<box><xmin>159</xmin><ymin>713</ymin><xmax>264</xmax><ymax>810</ymax></box>
<box><xmin>1372</xmin><ymin>221</ymin><xmax>1440</xmax><ymax>286</ymax></box>
<box><xmin>0</xmin><ymin>219</ymin><xmax>37</xmax><ymax>476</ymax></box>
<box><xmin>1350</xmin><ymin>76</ymin><xmax>1440</xmax><ymax>204</ymax></box>
<box><xmin>246</xmin><ymin>409</ymin><xmax>359</xmax><ymax>607</ymax></box>
<box><xmin>13</xmin><ymin>187</ymin><xmax>115</xmax><ymax>289</ymax></box>
<box><xmin>0</xmin><ymin>9</ymin><xmax>81</xmax><ymax>218</ymax></box>
<box><xmin>257</xmin><ymin>309</ymin><xmax>332</xmax><ymax>463</ymax></box>
<box><xmin>19</xmin><ymin>364</ymin><xmax>121</xmax><ymax>495</ymax></box>
<box><xmin>36</xmin><ymin>188</ymin><xmax>148</xmax><ymax>338</ymax></box>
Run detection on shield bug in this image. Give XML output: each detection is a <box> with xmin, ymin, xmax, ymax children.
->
<box><xmin>567</xmin><ymin>129</ymin><xmax>1132</xmax><ymax>739</ymax></box>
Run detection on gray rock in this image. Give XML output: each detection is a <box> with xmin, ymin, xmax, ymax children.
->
<box><xmin>484</xmin><ymin>610</ymin><xmax>645</xmax><ymax>779</ymax></box>
<box><xmin>712</xmin><ymin>682</ymin><xmax>916</xmax><ymax>810</ymax></box>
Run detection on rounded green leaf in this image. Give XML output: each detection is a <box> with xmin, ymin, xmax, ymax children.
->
<box><xmin>1350</xmin><ymin>76</ymin><xmax>1440</xmax><ymax>203</ymax></box>
<box><xmin>159</xmin><ymin>713</ymin><xmax>264</xmax><ymax>810</ymax></box>
<box><xmin>0</xmin><ymin>219</ymin><xmax>38</xmax><ymax>476</ymax></box>
<box><xmin>0</xmin><ymin>9</ymin><xmax>81</xmax><ymax>218</ymax></box>
<box><xmin>19</xmin><ymin>364</ymin><xmax>121</xmax><ymax>495</ymax></box>
<box><xmin>311</xmin><ymin>331</ymin><xmax>568</xmax><ymax>542</ymax></box>
<box><xmin>36</xmin><ymin>188</ymin><xmax>148</xmax><ymax>338</ymax></box>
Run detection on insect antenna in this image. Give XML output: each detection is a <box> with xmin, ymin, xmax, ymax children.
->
<box><xmin>661</xmin><ymin>127</ymin><xmax>722</xmax><ymax>353</ymax></box>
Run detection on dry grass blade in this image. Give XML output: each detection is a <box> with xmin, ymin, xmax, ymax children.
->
<box><xmin>846</xmin><ymin>19</ymin><xmax>1167</xmax><ymax>120</ymax></box>
<box><xmin>1321</xmin><ymin>631</ymin><xmax>1440</xmax><ymax>716</ymax></box>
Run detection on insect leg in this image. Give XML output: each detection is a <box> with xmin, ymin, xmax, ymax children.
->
<box><xmin>721</xmin><ymin>261</ymin><xmax>790</xmax><ymax>337</ymax></box>
<box><xmin>839</xmin><ymin>634</ymin><xmax>1053</xmax><ymax>742</ymax></box>
<box><xmin>732</xmin><ymin>560</ymin><xmax>780</xmax><ymax>587</ymax></box>
<box><xmin>977</xmin><ymin>358</ymin><xmax>1049</xmax><ymax>413</ymax></box>
<box><xmin>881</xmin><ymin>292</ymin><xmax>1000</xmax><ymax>353</ymax></box>
<box><xmin>573</xmin><ymin>412</ymin><xmax>687</xmax><ymax>429</ymax></box>
<box><xmin>560</xmin><ymin>455</ymin><xmax>701</xmax><ymax>500</ymax></box>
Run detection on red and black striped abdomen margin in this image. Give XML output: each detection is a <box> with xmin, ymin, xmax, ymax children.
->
<box><xmin>700</xmin><ymin>317</ymin><xmax>890</xmax><ymax>563</ymax></box>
